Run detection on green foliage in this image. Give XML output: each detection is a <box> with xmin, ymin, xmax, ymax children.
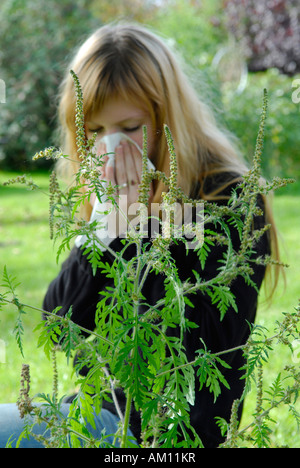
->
<box><xmin>2</xmin><ymin>0</ymin><xmax>299</xmax><ymax>184</ymax></box>
<box><xmin>196</xmin><ymin>345</ymin><xmax>231</xmax><ymax>402</ymax></box>
<box><xmin>150</xmin><ymin>2</ymin><xmax>300</xmax><ymax>182</ymax></box>
<box><xmin>222</xmin><ymin>69</ymin><xmax>300</xmax><ymax>181</ymax></box>
<box><xmin>0</xmin><ymin>0</ymin><xmax>98</xmax><ymax>171</ymax></box>
<box><xmin>1</xmin><ymin>266</ymin><xmax>26</xmax><ymax>357</ymax></box>
<box><xmin>148</xmin><ymin>0</ymin><xmax>225</xmax><ymax>68</ymax></box>
<box><xmin>0</xmin><ymin>73</ymin><xmax>299</xmax><ymax>448</ymax></box>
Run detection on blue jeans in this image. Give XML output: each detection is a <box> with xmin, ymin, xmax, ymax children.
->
<box><xmin>0</xmin><ymin>403</ymin><xmax>135</xmax><ymax>448</ymax></box>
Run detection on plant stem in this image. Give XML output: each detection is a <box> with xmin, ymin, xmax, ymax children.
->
<box><xmin>120</xmin><ymin>241</ymin><xmax>143</xmax><ymax>448</ymax></box>
<box><xmin>121</xmin><ymin>392</ymin><xmax>133</xmax><ymax>448</ymax></box>
<box><xmin>0</xmin><ymin>296</ymin><xmax>114</xmax><ymax>347</ymax></box>
<box><xmin>155</xmin><ymin>323</ymin><xmax>296</xmax><ymax>380</ymax></box>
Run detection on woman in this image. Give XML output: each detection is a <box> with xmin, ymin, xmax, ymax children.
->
<box><xmin>0</xmin><ymin>22</ymin><xmax>279</xmax><ymax>448</ymax></box>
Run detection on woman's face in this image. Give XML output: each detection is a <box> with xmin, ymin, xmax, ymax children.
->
<box><xmin>85</xmin><ymin>96</ymin><xmax>155</xmax><ymax>159</ymax></box>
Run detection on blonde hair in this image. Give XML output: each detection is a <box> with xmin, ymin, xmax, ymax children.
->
<box><xmin>57</xmin><ymin>22</ymin><xmax>281</xmax><ymax>298</ymax></box>
<box><xmin>58</xmin><ymin>23</ymin><xmax>247</xmax><ymax>197</ymax></box>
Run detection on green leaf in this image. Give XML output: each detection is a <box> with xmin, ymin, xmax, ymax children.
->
<box><xmin>34</xmin><ymin>309</ymin><xmax>62</xmax><ymax>360</ymax></box>
<box><xmin>196</xmin><ymin>348</ymin><xmax>231</xmax><ymax>402</ymax></box>
<box><xmin>13</xmin><ymin>308</ymin><xmax>26</xmax><ymax>358</ymax></box>
<box><xmin>196</xmin><ymin>229</ymin><xmax>216</xmax><ymax>269</ymax></box>
<box><xmin>206</xmin><ymin>285</ymin><xmax>237</xmax><ymax>320</ymax></box>
<box><xmin>1</xmin><ymin>265</ymin><xmax>21</xmax><ymax>294</ymax></box>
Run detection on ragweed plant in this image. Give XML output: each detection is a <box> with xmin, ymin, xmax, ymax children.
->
<box><xmin>0</xmin><ymin>72</ymin><xmax>299</xmax><ymax>448</ymax></box>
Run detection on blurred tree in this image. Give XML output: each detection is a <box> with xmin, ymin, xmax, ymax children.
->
<box><xmin>89</xmin><ymin>0</ymin><xmax>159</xmax><ymax>23</ymax></box>
<box><xmin>0</xmin><ymin>0</ymin><xmax>225</xmax><ymax>171</ymax></box>
<box><xmin>222</xmin><ymin>68</ymin><xmax>300</xmax><ymax>180</ymax></box>
<box><xmin>146</xmin><ymin>0</ymin><xmax>226</xmax><ymax>111</ymax></box>
<box><xmin>148</xmin><ymin>0</ymin><xmax>225</xmax><ymax>66</ymax></box>
<box><xmin>224</xmin><ymin>0</ymin><xmax>300</xmax><ymax>75</ymax></box>
<box><xmin>0</xmin><ymin>0</ymin><xmax>99</xmax><ymax>170</ymax></box>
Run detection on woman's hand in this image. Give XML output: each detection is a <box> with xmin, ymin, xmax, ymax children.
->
<box><xmin>91</xmin><ymin>139</ymin><xmax>153</xmax><ymax>234</ymax></box>
<box><xmin>92</xmin><ymin>139</ymin><xmax>153</xmax><ymax>208</ymax></box>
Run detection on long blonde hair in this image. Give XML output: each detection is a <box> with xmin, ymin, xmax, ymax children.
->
<box><xmin>57</xmin><ymin>22</ymin><xmax>281</xmax><ymax>298</ymax></box>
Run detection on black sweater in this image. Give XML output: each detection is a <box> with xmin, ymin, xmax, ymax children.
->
<box><xmin>43</xmin><ymin>184</ymin><xmax>270</xmax><ymax>448</ymax></box>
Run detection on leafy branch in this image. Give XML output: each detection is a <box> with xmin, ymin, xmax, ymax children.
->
<box><xmin>1</xmin><ymin>72</ymin><xmax>299</xmax><ymax>448</ymax></box>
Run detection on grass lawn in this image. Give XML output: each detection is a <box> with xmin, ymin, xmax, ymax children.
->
<box><xmin>0</xmin><ymin>170</ymin><xmax>299</xmax><ymax>447</ymax></box>
<box><xmin>240</xmin><ymin>184</ymin><xmax>300</xmax><ymax>447</ymax></box>
<box><xmin>0</xmin><ymin>171</ymin><xmax>74</xmax><ymax>404</ymax></box>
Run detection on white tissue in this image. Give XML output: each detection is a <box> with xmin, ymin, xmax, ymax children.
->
<box><xmin>94</xmin><ymin>132</ymin><xmax>155</xmax><ymax>171</ymax></box>
<box><xmin>75</xmin><ymin>132</ymin><xmax>155</xmax><ymax>251</ymax></box>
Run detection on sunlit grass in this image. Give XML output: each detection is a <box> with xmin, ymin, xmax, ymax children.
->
<box><xmin>0</xmin><ymin>171</ymin><xmax>74</xmax><ymax>403</ymax></box>
<box><xmin>240</xmin><ymin>184</ymin><xmax>300</xmax><ymax>447</ymax></box>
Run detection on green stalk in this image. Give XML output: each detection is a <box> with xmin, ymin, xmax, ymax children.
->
<box><xmin>120</xmin><ymin>241</ymin><xmax>143</xmax><ymax>448</ymax></box>
<box><xmin>121</xmin><ymin>392</ymin><xmax>133</xmax><ymax>448</ymax></box>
